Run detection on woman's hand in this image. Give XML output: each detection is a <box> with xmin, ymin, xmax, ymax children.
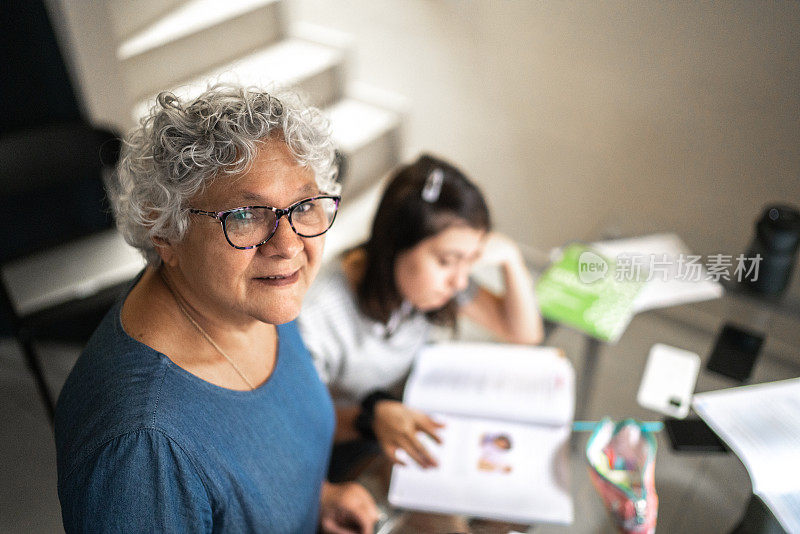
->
<box><xmin>319</xmin><ymin>481</ymin><xmax>379</xmax><ymax>534</ymax></box>
<box><xmin>373</xmin><ymin>400</ymin><xmax>444</xmax><ymax>468</ymax></box>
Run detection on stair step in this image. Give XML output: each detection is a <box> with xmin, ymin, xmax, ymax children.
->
<box><xmin>3</xmin><ymin>231</ymin><xmax>145</xmax><ymax>316</ymax></box>
<box><xmin>109</xmin><ymin>0</ymin><xmax>191</xmax><ymax>41</ymax></box>
<box><xmin>325</xmin><ymin>98</ymin><xmax>401</xmax><ymax>196</ymax></box>
<box><xmin>119</xmin><ymin>0</ymin><xmax>285</xmax><ymax>101</ymax></box>
<box><xmin>132</xmin><ymin>38</ymin><xmax>346</xmax><ymax>120</ymax></box>
<box><xmin>323</xmin><ymin>181</ymin><xmax>385</xmax><ymax>263</ymax></box>
<box><xmin>322</xmin><ymin>97</ymin><xmax>405</xmax><ymax>261</ymax></box>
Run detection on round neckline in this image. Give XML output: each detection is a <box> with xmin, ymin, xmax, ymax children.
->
<box><xmin>116</xmin><ymin>270</ymin><xmax>281</xmax><ymax>397</ymax></box>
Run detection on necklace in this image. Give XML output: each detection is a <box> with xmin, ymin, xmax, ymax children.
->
<box><xmin>159</xmin><ymin>269</ymin><xmax>257</xmax><ymax>390</ymax></box>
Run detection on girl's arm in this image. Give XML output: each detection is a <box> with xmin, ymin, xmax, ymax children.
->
<box><xmin>459</xmin><ymin>232</ymin><xmax>544</xmax><ymax>344</ymax></box>
<box><xmin>333</xmin><ymin>405</ymin><xmax>361</xmax><ymax>443</ymax></box>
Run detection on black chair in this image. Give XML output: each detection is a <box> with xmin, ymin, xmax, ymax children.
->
<box><xmin>0</xmin><ymin>122</ymin><xmax>132</xmax><ymax>424</ymax></box>
<box><xmin>1</xmin><ymin>1</ymin><xmax>139</xmax><ymax>424</ymax></box>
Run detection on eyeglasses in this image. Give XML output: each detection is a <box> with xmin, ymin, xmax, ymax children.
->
<box><xmin>189</xmin><ymin>195</ymin><xmax>341</xmax><ymax>250</ymax></box>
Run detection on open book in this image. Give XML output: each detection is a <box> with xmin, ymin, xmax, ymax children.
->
<box><xmin>693</xmin><ymin>378</ymin><xmax>800</xmax><ymax>533</ymax></box>
<box><xmin>388</xmin><ymin>343</ymin><xmax>575</xmax><ymax>525</ymax></box>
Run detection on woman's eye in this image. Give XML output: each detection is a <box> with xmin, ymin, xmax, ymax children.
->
<box><xmin>294</xmin><ymin>202</ymin><xmax>313</xmax><ymax>214</ymax></box>
<box><xmin>231</xmin><ymin>210</ymin><xmax>254</xmax><ymax>221</ymax></box>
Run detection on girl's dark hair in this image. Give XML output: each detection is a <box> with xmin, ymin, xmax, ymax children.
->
<box><xmin>356</xmin><ymin>154</ymin><xmax>491</xmax><ymax>327</ymax></box>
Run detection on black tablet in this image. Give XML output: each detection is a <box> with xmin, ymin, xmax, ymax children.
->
<box><xmin>705</xmin><ymin>323</ymin><xmax>764</xmax><ymax>382</ymax></box>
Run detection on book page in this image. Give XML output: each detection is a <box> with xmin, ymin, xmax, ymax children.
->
<box><xmin>388</xmin><ymin>413</ymin><xmax>573</xmax><ymax>525</ymax></box>
<box><xmin>693</xmin><ymin>378</ymin><xmax>800</xmax><ymax>532</ymax></box>
<box><xmin>404</xmin><ymin>343</ymin><xmax>574</xmax><ymax>426</ymax></box>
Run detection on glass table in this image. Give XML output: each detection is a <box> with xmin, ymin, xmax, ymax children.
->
<box><xmin>360</xmin><ymin>281</ymin><xmax>800</xmax><ymax>533</ymax></box>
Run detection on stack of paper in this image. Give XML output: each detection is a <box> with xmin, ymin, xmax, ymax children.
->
<box><xmin>693</xmin><ymin>379</ymin><xmax>800</xmax><ymax>533</ymax></box>
<box><xmin>590</xmin><ymin>233</ymin><xmax>724</xmax><ymax>313</ymax></box>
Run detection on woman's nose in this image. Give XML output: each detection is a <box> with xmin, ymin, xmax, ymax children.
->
<box><xmin>263</xmin><ymin>217</ymin><xmax>303</xmax><ymax>259</ymax></box>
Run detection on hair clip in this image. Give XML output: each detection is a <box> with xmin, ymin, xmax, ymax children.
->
<box><xmin>421</xmin><ymin>168</ymin><xmax>444</xmax><ymax>203</ymax></box>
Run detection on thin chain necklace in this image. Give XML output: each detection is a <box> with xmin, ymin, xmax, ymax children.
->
<box><xmin>159</xmin><ymin>269</ymin><xmax>256</xmax><ymax>390</ymax></box>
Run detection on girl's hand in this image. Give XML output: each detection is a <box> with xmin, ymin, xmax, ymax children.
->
<box><xmin>461</xmin><ymin>232</ymin><xmax>545</xmax><ymax>345</ymax></box>
<box><xmin>478</xmin><ymin>231</ymin><xmax>525</xmax><ymax>267</ymax></box>
<box><xmin>373</xmin><ymin>400</ymin><xmax>444</xmax><ymax>468</ymax></box>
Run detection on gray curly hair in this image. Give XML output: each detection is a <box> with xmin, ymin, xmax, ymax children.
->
<box><xmin>111</xmin><ymin>83</ymin><xmax>339</xmax><ymax>265</ymax></box>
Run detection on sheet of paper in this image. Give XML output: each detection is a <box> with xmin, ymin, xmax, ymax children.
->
<box><xmin>388</xmin><ymin>413</ymin><xmax>573</xmax><ymax>525</ymax></box>
<box><xmin>591</xmin><ymin>233</ymin><xmax>723</xmax><ymax>312</ymax></box>
<box><xmin>404</xmin><ymin>343</ymin><xmax>574</xmax><ymax>426</ymax></box>
<box><xmin>759</xmin><ymin>491</ymin><xmax>800</xmax><ymax>534</ymax></box>
<box><xmin>693</xmin><ymin>378</ymin><xmax>800</xmax><ymax>532</ymax></box>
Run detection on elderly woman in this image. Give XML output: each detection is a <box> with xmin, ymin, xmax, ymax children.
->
<box><xmin>54</xmin><ymin>85</ymin><xmax>377</xmax><ymax>533</ymax></box>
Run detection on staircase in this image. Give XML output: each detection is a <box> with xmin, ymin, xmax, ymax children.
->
<box><xmin>111</xmin><ymin>0</ymin><xmax>404</xmax><ymax>259</ymax></box>
<box><xmin>4</xmin><ymin>0</ymin><xmax>402</xmax><ymax>318</ymax></box>
<box><xmin>113</xmin><ymin>1</ymin><xmax>401</xmax><ymax>193</ymax></box>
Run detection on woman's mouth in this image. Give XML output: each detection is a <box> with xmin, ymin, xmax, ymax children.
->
<box><xmin>256</xmin><ymin>270</ymin><xmax>300</xmax><ymax>287</ymax></box>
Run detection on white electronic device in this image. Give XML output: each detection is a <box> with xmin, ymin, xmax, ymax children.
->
<box><xmin>637</xmin><ymin>343</ymin><xmax>701</xmax><ymax>419</ymax></box>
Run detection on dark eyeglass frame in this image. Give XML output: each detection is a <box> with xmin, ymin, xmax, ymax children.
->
<box><xmin>189</xmin><ymin>195</ymin><xmax>341</xmax><ymax>250</ymax></box>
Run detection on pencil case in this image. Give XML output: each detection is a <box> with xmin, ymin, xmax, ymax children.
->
<box><xmin>586</xmin><ymin>418</ymin><xmax>658</xmax><ymax>534</ymax></box>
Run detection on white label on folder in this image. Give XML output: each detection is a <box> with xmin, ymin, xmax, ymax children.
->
<box><xmin>637</xmin><ymin>343</ymin><xmax>701</xmax><ymax>419</ymax></box>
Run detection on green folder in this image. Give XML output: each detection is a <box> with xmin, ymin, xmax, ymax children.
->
<box><xmin>536</xmin><ymin>243</ymin><xmax>645</xmax><ymax>343</ymax></box>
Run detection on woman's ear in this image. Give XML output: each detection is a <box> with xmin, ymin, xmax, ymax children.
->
<box><xmin>152</xmin><ymin>235</ymin><xmax>178</xmax><ymax>267</ymax></box>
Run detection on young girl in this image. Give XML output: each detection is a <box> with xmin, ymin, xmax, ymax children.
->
<box><xmin>298</xmin><ymin>154</ymin><xmax>543</xmax><ymax>470</ymax></box>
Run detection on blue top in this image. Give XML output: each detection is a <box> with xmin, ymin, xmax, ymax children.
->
<box><xmin>55</xmin><ymin>291</ymin><xmax>335</xmax><ymax>533</ymax></box>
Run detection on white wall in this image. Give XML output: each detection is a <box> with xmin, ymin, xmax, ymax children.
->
<box><xmin>48</xmin><ymin>0</ymin><xmax>800</xmax><ymax>295</ymax></box>
<box><xmin>292</xmin><ymin>1</ymin><xmax>800</xmax><ymax>265</ymax></box>
<box><xmin>46</xmin><ymin>0</ymin><xmax>129</xmax><ymax>132</ymax></box>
